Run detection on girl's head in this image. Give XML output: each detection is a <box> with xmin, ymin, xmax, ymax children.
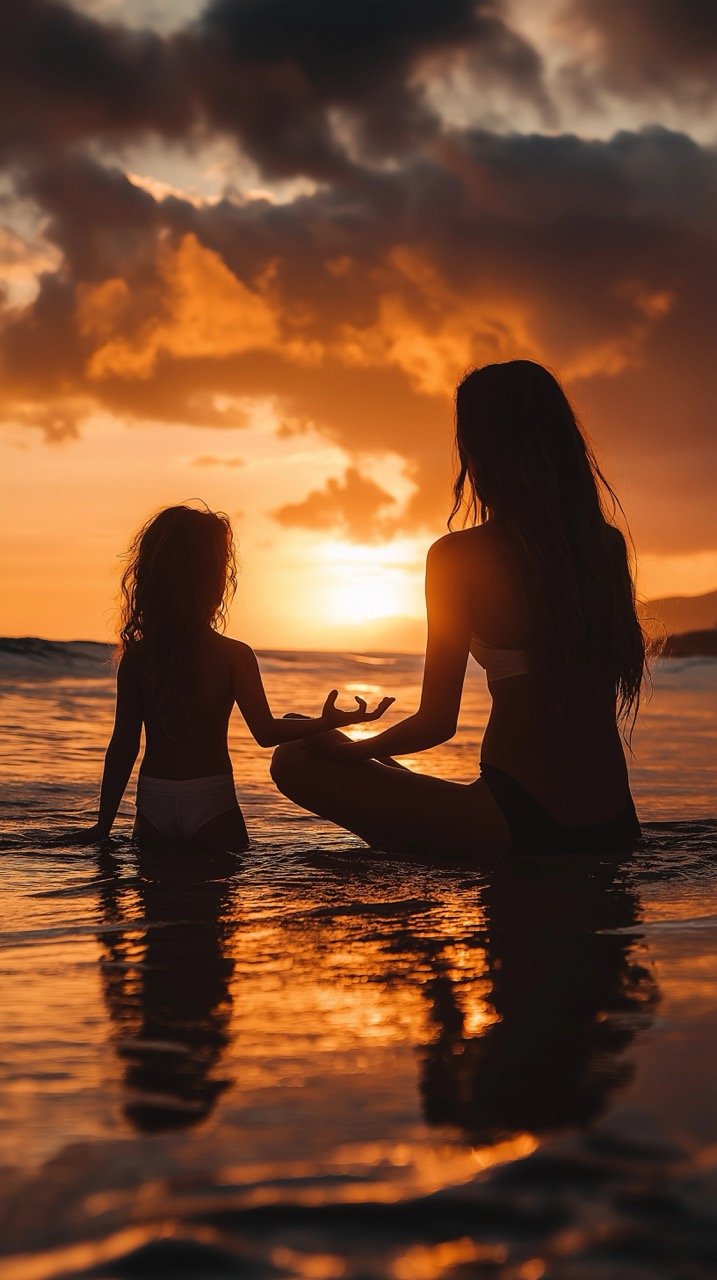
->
<box><xmin>120</xmin><ymin>504</ymin><xmax>236</xmax><ymax>642</ymax></box>
<box><xmin>119</xmin><ymin>504</ymin><xmax>237</xmax><ymax>721</ymax></box>
<box><xmin>450</xmin><ymin>360</ymin><xmax>645</xmax><ymax>729</ymax></box>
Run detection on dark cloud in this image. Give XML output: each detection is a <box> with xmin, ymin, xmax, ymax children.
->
<box><xmin>22</xmin><ymin>155</ymin><xmax>161</xmax><ymax>280</ymax></box>
<box><xmin>188</xmin><ymin>0</ymin><xmax>551</xmax><ymax>174</ymax></box>
<box><xmin>0</xmin><ymin>1</ymin><xmax>187</xmax><ymax>162</ymax></box>
<box><xmin>1</xmin><ymin>5</ymin><xmax>715</xmax><ymax>556</ymax></box>
<box><xmin>561</xmin><ymin>0</ymin><xmax>717</xmax><ymax>106</ymax></box>
<box><xmin>0</xmin><ymin>0</ymin><xmax>549</xmax><ymax>177</ymax></box>
<box><xmin>4</xmin><ymin>124</ymin><xmax>716</xmax><ymax>552</ymax></box>
<box><xmin>273</xmin><ymin>467</ymin><xmax>398</xmax><ymax>541</ymax></box>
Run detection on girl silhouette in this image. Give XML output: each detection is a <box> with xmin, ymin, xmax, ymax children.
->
<box><xmin>72</xmin><ymin>505</ymin><xmax>392</xmax><ymax>850</ymax></box>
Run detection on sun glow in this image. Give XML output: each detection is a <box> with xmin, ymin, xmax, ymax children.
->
<box><xmin>333</xmin><ymin>573</ymin><xmax>405</xmax><ymax>623</ymax></box>
<box><xmin>317</xmin><ymin>539</ymin><xmax>424</xmax><ymax>626</ymax></box>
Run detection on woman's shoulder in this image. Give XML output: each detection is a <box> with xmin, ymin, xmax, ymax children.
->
<box><xmin>428</xmin><ymin>524</ymin><xmax>499</xmax><ymax>566</ymax></box>
<box><xmin>604</xmin><ymin>523</ymin><xmax>628</xmax><ymax>554</ymax></box>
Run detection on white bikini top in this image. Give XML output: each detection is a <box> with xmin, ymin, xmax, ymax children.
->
<box><xmin>471</xmin><ymin>634</ymin><xmax>529</xmax><ymax>681</ymax></box>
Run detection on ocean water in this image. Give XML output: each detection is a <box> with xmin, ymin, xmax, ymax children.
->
<box><xmin>1</xmin><ymin>640</ymin><xmax>716</xmax><ymax>1280</ymax></box>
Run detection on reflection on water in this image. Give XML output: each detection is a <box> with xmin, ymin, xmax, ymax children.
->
<box><xmin>95</xmin><ymin>850</ymin><xmax>658</xmax><ymax>1149</ymax></box>
<box><xmin>95</xmin><ymin>849</ymin><xmax>240</xmax><ymax>1133</ymax></box>
<box><xmin>1</xmin><ymin>649</ymin><xmax>716</xmax><ymax>1278</ymax></box>
<box><xmin>2</xmin><ymin>841</ymin><xmax>716</xmax><ymax>1279</ymax></box>
<box><xmin>418</xmin><ymin>863</ymin><xmax>658</xmax><ymax>1141</ymax></box>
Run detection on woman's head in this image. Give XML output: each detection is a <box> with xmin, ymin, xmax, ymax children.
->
<box><xmin>119</xmin><ymin>504</ymin><xmax>237</xmax><ymax>723</ymax></box>
<box><xmin>452</xmin><ymin>360</ymin><xmax>603</xmax><ymax>527</ymax></box>
<box><xmin>450</xmin><ymin>360</ymin><xmax>645</xmax><ymax>729</ymax></box>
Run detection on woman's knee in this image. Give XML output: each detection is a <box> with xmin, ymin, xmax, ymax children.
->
<box><xmin>270</xmin><ymin>740</ymin><xmax>312</xmax><ymax>796</ymax></box>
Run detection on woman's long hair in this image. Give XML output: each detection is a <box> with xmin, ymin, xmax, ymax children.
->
<box><xmin>449</xmin><ymin>361</ymin><xmax>646</xmax><ymax>731</ymax></box>
<box><xmin>119</xmin><ymin>504</ymin><xmax>237</xmax><ymax>730</ymax></box>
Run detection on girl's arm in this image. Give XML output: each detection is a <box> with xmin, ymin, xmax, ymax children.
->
<box><xmin>231</xmin><ymin>644</ymin><xmax>393</xmax><ymax>747</ymax></box>
<box><xmin>74</xmin><ymin>654</ymin><xmax>143</xmax><ymax>841</ymax></box>
<box><xmin>323</xmin><ymin>536</ymin><xmax>471</xmax><ymax>760</ymax></box>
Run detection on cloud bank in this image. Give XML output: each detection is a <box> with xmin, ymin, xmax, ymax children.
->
<box><xmin>1</xmin><ymin>0</ymin><xmax>716</xmax><ymax>555</ymax></box>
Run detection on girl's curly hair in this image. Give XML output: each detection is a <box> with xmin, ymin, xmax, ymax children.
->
<box><xmin>119</xmin><ymin>504</ymin><xmax>237</xmax><ymax>729</ymax></box>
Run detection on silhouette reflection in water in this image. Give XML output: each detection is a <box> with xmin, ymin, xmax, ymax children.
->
<box><xmin>417</xmin><ymin>860</ymin><xmax>659</xmax><ymax>1142</ymax></box>
<box><xmin>94</xmin><ymin>843</ymin><xmax>658</xmax><ymax>1152</ymax></box>
<box><xmin>95</xmin><ymin>848</ymin><xmax>240</xmax><ymax>1133</ymax></box>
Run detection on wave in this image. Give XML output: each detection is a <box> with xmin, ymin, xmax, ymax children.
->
<box><xmin>0</xmin><ymin>638</ymin><xmax>419</xmax><ymax>684</ymax></box>
<box><xmin>4</xmin><ymin>638</ymin><xmax>713</xmax><ymax>694</ymax></box>
<box><xmin>0</xmin><ymin>637</ymin><xmax>113</xmax><ymax>682</ymax></box>
<box><xmin>3</xmin><ymin>1124</ymin><xmax>716</xmax><ymax>1280</ymax></box>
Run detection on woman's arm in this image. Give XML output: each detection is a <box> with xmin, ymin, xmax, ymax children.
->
<box><xmin>232</xmin><ymin>643</ymin><xmax>393</xmax><ymax>747</ymax></box>
<box><xmin>328</xmin><ymin>536</ymin><xmax>471</xmax><ymax>760</ymax></box>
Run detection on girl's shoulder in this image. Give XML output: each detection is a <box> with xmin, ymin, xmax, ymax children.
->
<box><xmin>116</xmin><ymin>643</ymin><xmax>142</xmax><ymax>673</ymax></box>
<box><xmin>209</xmin><ymin>632</ymin><xmax>256</xmax><ymax>664</ymax></box>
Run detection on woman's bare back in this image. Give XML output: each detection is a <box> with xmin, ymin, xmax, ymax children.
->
<box><xmin>455</xmin><ymin>523</ymin><xmax>631</xmax><ymax>824</ymax></box>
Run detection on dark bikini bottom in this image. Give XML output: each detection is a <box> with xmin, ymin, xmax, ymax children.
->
<box><xmin>480</xmin><ymin>763</ymin><xmax>642</xmax><ymax>856</ymax></box>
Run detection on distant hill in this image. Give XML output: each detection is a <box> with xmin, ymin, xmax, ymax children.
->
<box><xmin>640</xmin><ymin>588</ymin><xmax>717</xmax><ymax>639</ymax></box>
<box><xmin>370</xmin><ymin>590</ymin><xmax>717</xmax><ymax>652</ymax></box>
<box><xmin>662</xmin><ymin>629</ymin><xmax>717</xmax><ymax>658</ymax></box>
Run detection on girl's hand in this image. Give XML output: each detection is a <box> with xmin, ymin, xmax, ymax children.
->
<box><xmin>53</xmin><ymin>824</ymin><xmax>111</xmax><ymax>846</ymax></box>
<box><xmin>321</xmin><ymin>689</ymin><xmax>394</xmax><ymax>728</ymax></box>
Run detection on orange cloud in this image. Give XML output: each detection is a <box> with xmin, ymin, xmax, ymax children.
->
<box><xmin>334</xmin><ymin>246</ymin><xmax>676</xmax><ymax>394</ymax></box>
<box><xmin>2</xmin><ymin>125</ymin><xmax>716</xmax><ymax>556</ymax></box>
<box><xmin>76</xmin><ymin>233</ymin><xmax>287</xmax><ymax>379</ymax></box>
<box><xmin>335</xmin><ymin>247</ymin><xmax>535</xmax><ymax>397</ymax></box>
<box><xmin>273</xmin><ymin>466</ymin><xmax>399</xmax><ymax>542</ymax></box>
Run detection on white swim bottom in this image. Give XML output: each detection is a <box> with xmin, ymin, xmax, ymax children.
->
<box><xmin>135</xmin><ymin>773</ymin><xmax>239</xmax><ymax>841</ymax></box>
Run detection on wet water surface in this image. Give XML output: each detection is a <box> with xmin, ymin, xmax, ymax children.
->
<box><xmin>1</xmin><ymin>646</ymin><xmax>716</xmax><ymax>1278</ymax></box>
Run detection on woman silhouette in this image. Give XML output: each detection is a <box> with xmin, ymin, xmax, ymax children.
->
<box><xmin>272</xmin><ymin>361</ymin><xmax>646</xmax><ymax>858</ymax></box>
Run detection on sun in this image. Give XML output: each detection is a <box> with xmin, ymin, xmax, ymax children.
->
<box><xmin>317</xmin><ymin>539</ymin><xmax>423</xmax><ymax>626</ymax></box>
<box><xmin>334</xmin><ymin>572</ymin><xmax>405</xmax><ymax>623</ymax></box>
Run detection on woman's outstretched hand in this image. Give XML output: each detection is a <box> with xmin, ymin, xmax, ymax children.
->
<box><xmin>321</xmin><ymin>689</ymin><xmax>394</xmax><ymax>729</ymax></box>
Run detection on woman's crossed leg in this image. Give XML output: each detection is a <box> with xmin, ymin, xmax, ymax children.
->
<box><xmin>270</xmin><ymin>738</ymin><xmax>510</xmax><ymax>860</ymax></box>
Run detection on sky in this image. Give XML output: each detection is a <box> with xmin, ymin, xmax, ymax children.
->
<box><xmin>1</xmin><ymin>0</ymin><xmax>716</xmax><ymax>648</ymax></box>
